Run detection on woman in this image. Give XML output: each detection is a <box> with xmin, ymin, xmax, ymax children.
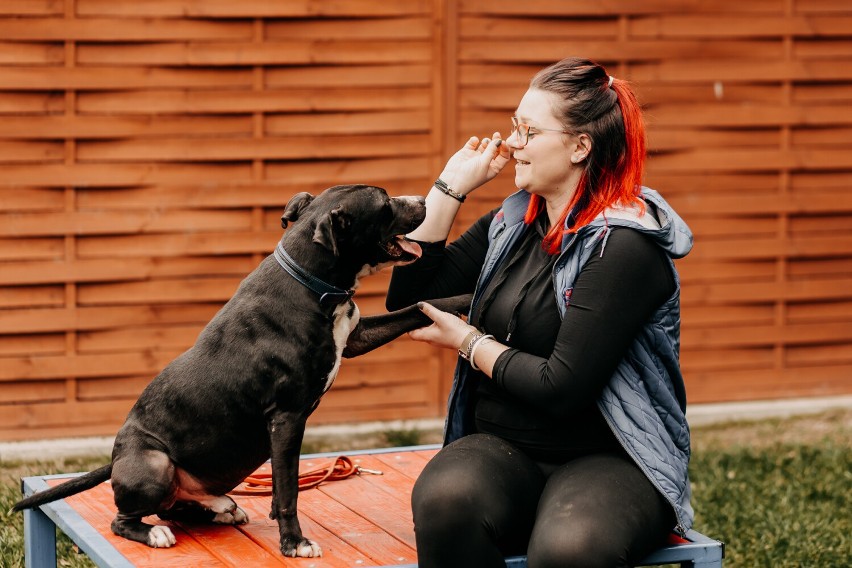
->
<box><xmin>386</xmin><ymin>57</ymin><xmax>694</xmax><ymax>567</ymax></box>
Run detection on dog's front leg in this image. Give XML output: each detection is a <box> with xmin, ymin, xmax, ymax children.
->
<box><xmin>267</xmin><ymin>411</ymin><xmax>321</xmax><ymax>558</ymax></box>
<box><xmin>343</xmin><ymin>293</ymin><xmax>472</xmax><ymax>358</ymax></box>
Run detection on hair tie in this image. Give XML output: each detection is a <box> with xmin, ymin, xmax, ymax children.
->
<box><xmin>607</xmin><ymin>75</ymin><xmax>614</xmax><ymax>89</ymax></box>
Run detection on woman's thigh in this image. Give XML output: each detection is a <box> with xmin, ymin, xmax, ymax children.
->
<box><xmin>527</xmin><ymin>452</ymin><xmax>673</xmax><ymax>568</ymax></box>
<box><xmin>411</xmin><ymin>433</ymin><xmax>545</xmax><ymax>568</ymax></box>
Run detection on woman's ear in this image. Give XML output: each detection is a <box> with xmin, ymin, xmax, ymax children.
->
<box><xmin>569</xmin><ymin>133</ymin><xmax>592</xmax><ymax>164</ymax></box>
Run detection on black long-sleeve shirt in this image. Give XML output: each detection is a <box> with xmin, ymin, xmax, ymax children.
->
<box><xmin>388</xmin><ymin>209</ymin><xmax>675</xmax><ymax>462</ymax></box>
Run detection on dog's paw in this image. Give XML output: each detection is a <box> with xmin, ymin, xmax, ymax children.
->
<box><xmin>282</xmin><ymin>538</ymin><xmax>322</xmax><ymax>558</ymax></box>
<box><xmin>213</xmin><ymin>505</ymin><xmax>249</xmax><ymax>525</ymax></box>
<box><xmin>147</xmin><ymin>526</ymin><xmax>176</xmax><ymax>548</ymax></box>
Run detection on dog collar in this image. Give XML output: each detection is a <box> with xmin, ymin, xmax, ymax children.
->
<box><xmin>273</xmin><ymin>243</ymin><xmax>354</xmax><ymax>307</ymax></box>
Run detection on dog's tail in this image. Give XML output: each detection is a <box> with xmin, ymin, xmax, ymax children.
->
<box><xmin>11</xmin><ymin>463</ymin><xmax>112</xmax><ymax>512</ymax></box>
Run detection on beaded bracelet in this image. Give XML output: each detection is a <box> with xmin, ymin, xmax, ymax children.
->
<box><xmin>434</xmin><ymin>178</ymin><xmax>465</xmax><ymax>203</ymax></box>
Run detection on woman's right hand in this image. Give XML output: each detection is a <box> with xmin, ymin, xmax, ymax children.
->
<box><xmin>439</xmin><ymin>132</ymin><xmax>512</xmax><ymax>197</ymax></box>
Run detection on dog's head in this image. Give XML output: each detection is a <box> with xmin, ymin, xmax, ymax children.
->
<box><xmin>281</xmin><ymin>184</ymin><xmax>425</xmax><ymax>270</ymax></box>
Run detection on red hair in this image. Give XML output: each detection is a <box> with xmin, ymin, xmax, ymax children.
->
<box><xmin>523</xmin><ymin>59</ymin><xmax>646</xmax><ymax>254</ymax></box>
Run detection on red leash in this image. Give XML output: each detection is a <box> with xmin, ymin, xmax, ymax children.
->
<box><xmin>232</xmin><ymin>456</ymin><xmax>382</xmax><ymax>495</ymax></box>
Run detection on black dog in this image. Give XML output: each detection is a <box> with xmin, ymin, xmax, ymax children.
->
<box><xmin>13</xmin><ymin>184</ymin><xmax>471</xmax><ymax>558</ymax></box>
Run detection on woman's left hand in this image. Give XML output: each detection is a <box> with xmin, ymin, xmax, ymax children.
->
<box><xmin>409</xmin><ymin>302</ymin><xmax>476</xmax><ymax>351</ymax></box>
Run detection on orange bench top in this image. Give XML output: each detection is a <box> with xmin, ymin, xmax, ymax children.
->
<box><xmin>36</xmin><ymin>446</ymin><xmax>439</xmax><ymax>567</ymax></box>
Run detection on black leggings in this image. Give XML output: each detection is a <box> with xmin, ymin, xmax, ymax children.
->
<box><xmin>411</xmin><ymin>434</ymin><xmax>674</xmax><ymax>568</ymax></box>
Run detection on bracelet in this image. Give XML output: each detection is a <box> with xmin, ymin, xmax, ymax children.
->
<box><xmin>434</xmin><ymin>178</ymin><xmax>465</xmax><ymax>203</ymax></box>
<box><xmin>468</xmin><ymin>334</ymin><xmax>495</xmax><ymax>371</ymax></box>
<box><xmin>458</xmin><ymin>329</ymin><xmax>483</xmax><ymax>361</ymax></box>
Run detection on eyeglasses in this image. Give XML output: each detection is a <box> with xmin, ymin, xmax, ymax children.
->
<box><xmin>510</xmin><ymin>116</ymin><xmax>572</xmax><ymax>148</ymax></box>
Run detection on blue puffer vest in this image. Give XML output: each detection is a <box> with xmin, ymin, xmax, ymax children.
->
<box><xmin>443</xmin><ymin>187</ymin><xmax>695</xmax><ymax>533</ymax></box>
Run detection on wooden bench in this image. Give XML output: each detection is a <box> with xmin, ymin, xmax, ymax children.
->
<box><xmin>20</xmin><ymin>445</ymin><xmax>724</xmax><ymax>567</ymax></box>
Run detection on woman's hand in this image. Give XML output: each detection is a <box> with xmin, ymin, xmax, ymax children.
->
<box><xmin>408</xmin><ymin>302</ymin><xmax>476</xmax><ymax>351</ymax></box>
<box><xmin>439</xmin><ymin>132</ymin><xmax>512</xmax><ymax>197</ymax></box>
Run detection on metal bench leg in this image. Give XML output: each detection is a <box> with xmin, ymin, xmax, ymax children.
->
<box><xmin>23</xmin><ymin>507</ymin><xmax>57</xmax><ymax>568</ymax></box>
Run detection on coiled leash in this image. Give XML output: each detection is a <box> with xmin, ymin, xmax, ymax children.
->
<box><xmin>232</xmin><ymin>456</ymin><xmax>383</xmax><ymax>495</ymax></box>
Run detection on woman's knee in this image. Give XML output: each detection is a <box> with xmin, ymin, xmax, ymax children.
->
<box><xmin>528</xmin><ymin>525</ymin><xmax>625</xmax><ymax>568</ymax></box>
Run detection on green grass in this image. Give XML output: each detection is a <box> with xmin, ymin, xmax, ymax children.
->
<box><xmin>1</xmin><ymin>410</ymin><xmax>849</xmax><ymax>567</ymax></box>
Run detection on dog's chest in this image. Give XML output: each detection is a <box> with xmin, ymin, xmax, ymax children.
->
<box><xmin>324</xmin><ymin>301</ymin><xmax>360</xmax><ymax>393</ymax></box>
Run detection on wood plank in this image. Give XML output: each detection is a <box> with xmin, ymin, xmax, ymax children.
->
<box><xmin>0</xmin><ymin>66</ymin><xmax>255</xmax><ymax>90</ymax></box>
<box><xmin>0</xmin><ymin>285</ymin><xmax>64</xmax><ymax>309</ymax></box>
<box><xmin>77</xmin><ymin>87</ymin><xmax>430</xmax><ymax>114</ymax></box>
<box><xmin>0</xmin><ymin>115</ymin><xmax>252</xmax><ymax>139</ymax></box>
<box><xmin>460</xmin><ymin>0</ymin><xmax>785</xmax><ymax>15</ymax></box>
<box><xmin>267</xmin><ymin>17</ymin><xmax>431</xmax><ymax>40</ymax></box>
<box><xmin>461</xmin><ymin>39</ymin><xmax>784</xmax><ymax>62</ymax></box>
<box><xmin>77</xmin><ymin>0</ymin><xmax>432</xmax><ymax>17</ymax></box>
<box><xmin>0</xmin><ymin>380</ymin><xmax>64</xmax><ymax>404</ymax></box>
<box><xmin>685</xmin><ymin>364</ymin><xmax>852</xmax><ymax>403</ymax></box>
<box><xmin>0</xmin><ymin>398</ymin><xmax>137</xmax><ymax>428</ymax></box>
<box><xmin>0</xmin><ymin>162</ymin><xmax>253</xmax><ymax>187</ymax></box>
<box><xmin>0</xmin><ymin>209</ymin><xmax>253</xmax><ymax>237</ymax></box>
<box><xmin>0</xmin><ymin>304</ymin><xmax>221</xmax><ymax>334</ymax></box>
<box><xmin>0</xmin><ymin>42</ymin><xmax>64</xmax><ymax>65</ymax></box>
<box><xmin>76</xmin><ymin>41</ymin><xmax>432</xmax><ymax>66</ymax></box>
<box><xmin>57</xmin><ymin>486</ymin><xmax>231</xmax><ymax>568</ymax></box>
<box><xmin>0</xmin><ymin>256</ymin><xmax>255</xmax><ymax>286</ymax></box>
<box><xmin>0</xmin><ymin>1</ymin><xmax>62</xmax><ymax>16</ymax></box>
<box><xmin>681</xmin><ymin>276</ymin><xmax>852</xmax><ymax>305</ymax></box>
<box><xmin>235</xmin><ymin>493</ymin><xmax>382</xmax><ymax>567</ymax></box>
<box><xmin>74</xmin><ymin>178</ymin><xmax>431</xmax><ymax>210</ymax></box>
<box><xmin>75</xmin><ymin>134</ymin><xmax>431</xmax><ymax>162</ymax></box>
<box><xmin>0</xmin><ymin>333</ymin><xmax>64</xmax><ymax>356</ymax></box>
<box><xmin>0</xmin><ymin>91</ymin><xmax>65</xmax><ymax>113</ymax></box>
<box><xmin>630</xmin><ymin>14</ymin><xmax>852</xmax><ymax>37</ymax></box>
<box><xmin>0</xmin><ymin>140</ymin><xmax>64</xmax><ymax>163</ymax></box>
<box><xmin>682</xmin><ymin>321</ymin><xmax>852</xmax><ymax>349</ymax></box>
<box><xmin>0</xmin><ymin>17</ymin><xmax>251</xmax><ymax>41</ymax></box>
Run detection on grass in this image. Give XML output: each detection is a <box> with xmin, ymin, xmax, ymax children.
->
<box><xmin>1</xmin><ymin>409</ymin><xmax>849</xmax><ymax>567</ymax></box>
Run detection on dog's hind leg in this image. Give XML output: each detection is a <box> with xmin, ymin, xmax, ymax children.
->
<box><xmin>159</xmin><ymin>495</ymin><xmax>248</xmax><ymax>526</ymax></box>
<box><xmin>110</xmin><ymin>449</ymin><xmax>178</xmax><ymax>548</ymax></box>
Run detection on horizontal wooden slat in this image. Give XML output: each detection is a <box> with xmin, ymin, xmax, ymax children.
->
<box><xmin>630</xmin><ymin>15</ymin><xmax>852</xmax><ymax>37</ymax></box>
<box><xmin>75</xmin><ymin>133</ymin><xmax>431</xmax><ymax>162</ymax></box>
<box><xmin>459</xmin><ymin>0</ymin><xmax>787</xmax><ymax>16</ymax></box>
<box><xmin>0</xmin><ymin>18</ymin><xmax>251</xmax><ymax>41</ymax></box>
<box><xmin>0</xmin><ymin>115</ymin><xmax>252</xmax><ymax>139</ymax></box>
<box><xmin>77</xmin><ymin>0</ymin><xmax>432</xmax><ymax>18</ymax></box>
<box><xmin>77</xmin><ymin>87</ymin><xmax>431</xmax><ymax>114</ymax></box>
<box><xmin>461</xmin><ymin>39</ymin><xmax>785</xmax><ymax>62</ymax></box>
<box><xmin>0</xmin><ymin>157</ymin><xmax>429</xmax><ymax>186</ymax></box>
<box><xmin>76</xmin><ymin>40</ymin><xmax>432</xmax><ymax>66</ymax></box>
<box><xmin>0</xmin><ymin>1</ymin><xmax>62</xmax><ymax>16</ymax></box>
<box><xmin>0</xmin><ymin>304</ymin><xmax>220</xmax><ymax>334</ymax></box>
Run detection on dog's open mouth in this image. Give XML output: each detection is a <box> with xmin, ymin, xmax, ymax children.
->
<box><xmin>383</xmin><ymin>236</ymin><xmax>422</xmax><ymax>262</ymax></box>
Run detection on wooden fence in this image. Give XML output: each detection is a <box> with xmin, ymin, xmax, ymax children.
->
<box><xmin>1</xmin><ymin>0</ymin><xmax>851</xmax><ymax>440</ymax></box>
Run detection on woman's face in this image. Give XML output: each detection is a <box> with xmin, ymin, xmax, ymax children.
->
<box><xmin>507</xmin><ymin>88</ymin><xmax>583</xmax><ymax>201</ymax></box>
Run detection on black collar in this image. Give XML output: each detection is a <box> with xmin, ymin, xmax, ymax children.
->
<box><xmin>273</xmin><ymin>243</ymin><xmax>354</xmax><ymax>307</ymax></box>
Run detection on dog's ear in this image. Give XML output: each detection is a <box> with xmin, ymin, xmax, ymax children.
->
<box><xmin>312</xmin><ymin>207</ymin><xmax>350</xmax><ymax>256</ymax></box>
<box><xmin>281</xmin><ymin>192</ymin><xmax>315</xmax><ymax>228</ymax></box>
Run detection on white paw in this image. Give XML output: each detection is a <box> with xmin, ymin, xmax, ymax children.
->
<box><xmin>147</xmin><ymin>525</ymin><xmax>176</xmax><ymax>548</ymax></box>
<box><xmin>213</xmin><ymin>506</ymin><xmax>249</xmax><ymax>525</ymax></box>
<box><xmin>298</xmin><ymin>540</ymin><xmax>322</xmax><ymax>558</ymax></box>
<box><xmin>284</xmin><ymin>539</ymin><xmax>322</xmax><ymax>558</ymax></box>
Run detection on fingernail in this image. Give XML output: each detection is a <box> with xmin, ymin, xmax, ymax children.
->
<box><xmin>495</xmin><ymin>139</ymin><xmax>503</xmax><ymax>147</ymax></box>
<box><xmin>417</xmin><ymin>302</ymin><xmax>424</xmax><ymax>310</ymax></box>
